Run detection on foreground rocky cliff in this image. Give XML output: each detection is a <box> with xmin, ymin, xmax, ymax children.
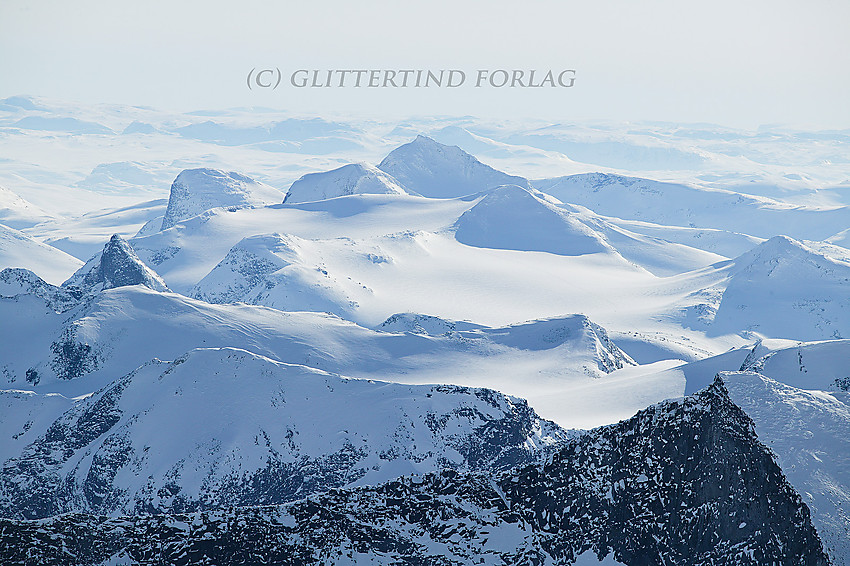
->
<box><xmin>0</xmin><ymin>378</ymin><xmax>827</xmax><ymax>565</ymax></box>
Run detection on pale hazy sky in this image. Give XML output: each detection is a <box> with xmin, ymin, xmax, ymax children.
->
<box><xmin>2</xmin><ymin>0</ymin><xmax>849</xmax><ymax>128</ymax></box>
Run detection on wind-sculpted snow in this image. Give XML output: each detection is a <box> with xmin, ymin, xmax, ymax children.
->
<box><xmin>283</xmin><ymin>163</ymin><xmax>409</xmax><ymax>203</ymax></box>
<box><xmin>378</xmin><ymin>135</ymin><xmax>532</xmax><ymax>197</ymax></box>
<box><xmin>160</xmin><ymin>168</ymin><xmax>284</xmax><ymax>230</ymax></box>
<box><xmin>0</xmin><ymin>347</ymin><xmax>568</xmax><ymax>519</ymax></box>
<box><xmin>0</xmin><ymin>379</ymin><xmax>829</xmax><ymax>565</ymax></box>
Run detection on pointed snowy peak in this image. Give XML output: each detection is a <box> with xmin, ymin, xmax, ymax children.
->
<box><xmin>62</xmin><ymin>234</ymin><xmax>169</xmax><ymax>294</ymax></box>
<box><xmin>283</xmin><ymin>163</ymin><xmax>410</xmax><ymax>204</ymax></box>
<box><xmin>454</xmin><ymin>185</ymin><xmax>615</xmax><ymax>257</ymax></box>
<box><xmin>378</xmin><ymin>135</ymin><xmax>531</xmax><ymax>198</ymax></box>
<box><xmin>160</xmin><ymin>168</ymin><xmax>284</xmax><ymax>230</ymax></box>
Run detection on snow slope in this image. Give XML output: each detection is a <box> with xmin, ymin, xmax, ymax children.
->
<box><xmin>0</xmin><ymin>282</ymin><xmax>647</xmax><ymax>428</ymax></box>
<box><xmin>0</xmin><ymin>224</ymin><xmax>82</xmax><ymax>284</ymax></box>
<box><xmin>0</xmin><ymin>185</ymin><xmax>53</xmax><ymax>230</ymax></box>
<box><xmin>722</xmin><ymin>372</ymin><xmax>850</xmax><ymax>566</ymax></box>
<box><xmin>25</xmin><ymin>198</ymin><xmax>166</xmax><ymax>260</ymax></box>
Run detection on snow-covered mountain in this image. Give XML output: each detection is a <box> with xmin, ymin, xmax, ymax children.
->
<box><xmin>284</xmin><ymin>163</ymin><xmax>409</xmax><ymax>203</ymax></box>
<box><xmin>0</xmin><ymin>379</ymin><xmax>829</xmax><ymax>566</ymax></box>
<box><xmin>3</xmin><ymin>99</ymin><xmax>850</xmax><ymax>564</ymax></box>
<box><xmin>709</xmin><ymin>236</ymin><xmax>850</xmax><ymax>340</ymax></box>
<box><xmin>0</xmin><ymin>347</ymin><xmax>567</xmax><ymax>519</ymax></box>
<box><xmin>453</xmin><ymin>185</ymin><xmax>616</xmax><ymax>257</ymax></box>
<box><xmin>378</xmin><ymin>135</ymin><xmax>532</xmax><ymax>197</ymax></box>
<box><xmin>62</xmin><ymin>233</ymin><xmax>169</xmax><ymax>295</ymax></box>
<box><xmin>160</xmin><ymin>168</ymin><xmax>284</xmax><ymax>230</ymax></box>
<box><xmin>190</xmin><ymin>232</ymin><xmax>373</xmax><ymax>320</ymax></box>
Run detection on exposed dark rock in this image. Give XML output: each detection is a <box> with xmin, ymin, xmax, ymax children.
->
<box><xmin>62</xmin><ymin>234</ymin><xmax>169</xmax><ymax>294</ymax></box>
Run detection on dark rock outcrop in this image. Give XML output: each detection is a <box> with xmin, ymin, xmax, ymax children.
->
<box><xmin>62</xmin><ymin>234</ymin><xmax>168</xmax><ymax>294</ymax></box>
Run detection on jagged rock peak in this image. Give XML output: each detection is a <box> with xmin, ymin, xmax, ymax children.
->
<box><xmin>62</xmin><ymin>234</ymin><xmax>169</xmax><ymax>293</ymax></box>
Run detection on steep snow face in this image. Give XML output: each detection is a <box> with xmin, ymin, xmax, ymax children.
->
<box><xmin>0</xmin><ymin>389</ymin><xmax>74</xmax><ymax>465</ymax></box>
<box><xmin>283</xmin><ymin>163</ymin><xmax>409</xmax><ymax>204</ymax></box>
<box><xmin>1</xmin><ymin>380</ymin><xmax>829</xmax><ymax>566</ymax></box>
<box><xmin>160</xmin><ymin>168</ymin><xmax>284</xmax><ymax>230</ymax></box>
<box><xmin>536</xmin><ymin>173</ymin><xmax>850</xmax><ymax>241</ymax></box>
<box><xmin>454</xmin><ymin>185</ymin><xmax>618</xmax><ymax>258</ymax></box>
<box><xmin>0</xmin><ymin>347</ymin><xmax>568</xmax><ymax>519</ymax></box>
<box><xmin>62</xmin><ymin>234</ymin><xmax>168</xmax><ymax>294</ymax></box>
<box><xmin>378</xmin><ymin>135</ymin><xmax>531</xmax><ymax>198</ymax></box>
<box><xmin>0</xmin><ymin>225</ymin><xmax>83</xmax><ymax>285</ymax></box>
<box><xmin>712</xmin><ymin>236</ymin><xmax>850</xmax><ymax>340</ymax></box>
<box><xmin>721</xmin><ymin>372</ymin><xmax>850</xmax><ymax>566</ymax></box>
